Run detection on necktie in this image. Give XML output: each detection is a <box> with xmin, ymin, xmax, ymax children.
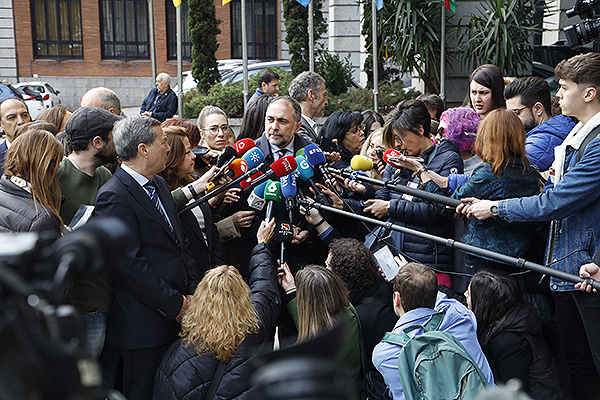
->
<box><xmin>278</xmin><ymin>149</ymin><xmax>288</xmax><ymax>160</ymax></box>
<box><xmin>144</xmin><ymin>180</ymin><xmax>175</xmax><ymax>236</ymax></box>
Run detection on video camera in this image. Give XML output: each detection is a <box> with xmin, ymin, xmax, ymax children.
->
<box><xmin>0</xmin><ymin>217</ymin><xmax>129</xmax><ymax>400</ymax></box>
<box><xmin>564</xmin><ymin>0</ymin><xmax>600</xmax><ymax>48</ymax></box>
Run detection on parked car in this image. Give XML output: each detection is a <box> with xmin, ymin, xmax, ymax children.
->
<box><xmin>15</xmin><ymin>81</ymin><xmax>61</xmax><ymax>110</ymax></box>
<box><xmin>173</xmin><ymin>59</ymin><xmax>263</xmax><ymax>93</ymax></box>
<box><xmin>11</xmin><ymin>85</ymin><xmax>45</xmax><ymax>121</ymax></box>
<box><xmin>220</xmin><ymin>60</ymin><xmax>291</xmax><ymax>84</ymax></box>
<box><xmin>0</xmin><ymin>83</ymin><xmax>23</xmax><ymax>102</ymax></box>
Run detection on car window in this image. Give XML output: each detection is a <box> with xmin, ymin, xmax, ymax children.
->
<box><xmin>45</xmin><ymin>84</ymin><xmax>57</xmax><ymax>94</ymax></box>
<box><xmin>28</xmin><ymin>85</ymin><xmax>45</xmax><ymax>95</ymax></box>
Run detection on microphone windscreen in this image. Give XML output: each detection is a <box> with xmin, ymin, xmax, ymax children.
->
<box><xmin>228</xmin><ymin>159</ymin><xmax>249</xmax><ymax>179</ymax></box>
<box><xmin>233</xmin><ymin>138</ymin><xmax>255</xmax><ymax>156</ymax></box>
<box><xmin>274</xmin><ymin>221</ymin><xmax>294</xmax><ymax>243</ymax></box>
<box><xmin>217</xmin><ymin>146</ymin><xmax>237</xmax><ymax>167</ymax></box>
<box><xmin>270</xmin><ymin>155</ymin><xmax>298</xmax><ymax>178</ymax></box>
<box><xmin>253</xmin><ymin>180</ymin><xmax>268</xmax><ymax>197</ymax></box>
<box><xmin>382</xmin><ymin>148</ymin><xmax>403</xmax><ymax>165</ymax></box>
<box><xmin>241</xmin><ymin>171</ymin><xmax>264</xmax><ymax>190</ymax></box>
<box><xmin>241</xmin><ymin>147</ymin><xmax>265</xmax><ymax>169</ymax></box>
<box><xmin>305</xmin><ymin>144</ymin><xmax>327</xmax><ymax>168</ymax></box>
<box><xmin>295</xmin><ymin>147</ymin><xmax>305</xmax><ymax>157</ymax></box>
<box><xmin>280</xmin><ymin>173</ymin><xmax>297</xmax><ymax>198</ymax></box>
<box><xmin>350</xmin><ymin>155</ymin><xmax>374</xmax><ymax>171</ymax></box>
<box><xmin>295</xmin><ymin>155</ymin><xmax>315</xmax><ymax>181</ymax></box>
<box><xmin>263</xmin><ymin>180</ymin><xmax>283</xmax><ymax>203</ymax></box>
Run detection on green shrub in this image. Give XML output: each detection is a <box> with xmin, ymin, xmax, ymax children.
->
<box><xmin>316</xmin><ymin>53</ymin><xmax>355</xmax><ymax>96</ymax></box>
<box><xmin>325</xmin><ymin>82</ymin><xmax>420</xmax><ymax>115</ymax></box>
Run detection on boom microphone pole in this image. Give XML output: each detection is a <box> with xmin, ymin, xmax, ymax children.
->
<box><xmin>179</xmin><ymin>163</ymin><xmax>264</xmax><ymax>214</ymax></box>
<box><xmin>327</xmin><ymin>166</ymin><xmax>462</xmax><ymax>208</ymax></box>
<box><xmin>298</xmin><ymin>198</ymin><xmax>600</xmax><ymax>291</ymax></box>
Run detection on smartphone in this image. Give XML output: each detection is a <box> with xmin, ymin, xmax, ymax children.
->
<box><xmin>319</xmin><ymin>136</ymin><xmax>342</xmax><ymax>153</ymax></box>
<box><xmin>376</xmin><ymin>148</ymin><xmax>384</xmax><ymax>162</ymax></box>
<box><xmin>388</xmin><ymin>155</ymin><xmax>424</xmax><ymax>163</ymax></box>
<box><xmin>207</xmin><ymin>158</ymin><xmax>235</xmax><ymax>188</ymax></box>
<box><xmin>374</xmin><ymin>246</ymin><xmax>400</xmax><ymax>281</ymax></box>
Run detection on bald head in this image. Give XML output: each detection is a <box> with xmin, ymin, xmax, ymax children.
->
<box><xmin>81</xmin><ymin>87</ymin><xmax>122</xmax><ymax>115</ymax></box>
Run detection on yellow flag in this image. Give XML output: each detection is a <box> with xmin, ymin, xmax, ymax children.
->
<box><xmin>222</xmin><ymin>0</ymin><xmax>232</xmax><ymax>5</ymax></box>
<box><xmin>173</xmin><ymin>0</ymin><xmax>181</xmax><ymax>6</ymax></box>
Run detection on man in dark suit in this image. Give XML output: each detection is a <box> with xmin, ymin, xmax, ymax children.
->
<box><xmin>94</xmin><ymin>116</ymin><xmax>198</xmax><ymax>400</ymax></box>
<box><xmin>0</xmin><ymin>97</ymin><xmax>31</xmax><ymax>167</ymax></box>
<box><xmin>140</xmin><ymin>72</ymin><xmax>178</xmax><ymax>122</ymax></box>
<box><xmin>288</xmin><ymin>71</ymin><xmax>328</xmax><ymax>144</ymax></box>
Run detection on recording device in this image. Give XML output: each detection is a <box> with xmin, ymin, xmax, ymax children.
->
<box><xmin>233</xmin><ymin>138</ymin><xmax>256</xmax><ymax>156</ymax></box>
<box><xmin>241</xmin><ymin>171</ymin><xmax>264</xmax><ymax>190</ymax></box>
<box><xmin>295</xmin><ymin>155</ymin><xmax>332</xmax><ymax>206</ymax></box>
<box><xmin>205</xmin><ymin>157</ymin><xmax>235</xmax><ymax>191</ymax></box>
<box><xmin>241</xmin><ymin>156</ymin><xmax>298</xmax><ymax>193</ymax></box>
<box><xmin>210</xmin><ymin>146</ymin><xmax>238</xmax><ymax>167</ymax></box>
<box><xmin>375</xmin><ymin>148</ymin><xmax>384</xmax><ymax>162</ymax></box>
<box><xmin>374</xmin><ymin>246</ymin><xmax>400</xmax><ymax>282</ymax></box>
<box><xmin>350</xmin><ymin>155</ymin><xmax>374</xmax><ymax>171</ymax></box>
<box><xmin>383</xmin><ymin>148</ymin><xmax>424</xmax><ymax>166</ymax></box>
<box><xmin>564</xmin><ymin>0</ymin><xmax>600</xmax><ymax>48</ymax></box>
<box><xmin>281</xmin><ymin>173</ymin><xmax>298</xmax><ymax>223</ymax></box>
<box><xmin>263</xmin><ymin>180</ymin><xmax>283</xmax><ymax>223</ymax></box>
<box><xmin>206</xmin><ymin>158</ymin><xmax>249</xmax><ymax>191</ymax></box>
<box><xmin>319</xmin><ymin>136</ymin><xmax>342</xmax><ymax>154</ymax></box>
<box><xmin>242</xmin><ymin>147</ymin><xmax>265</xmax><ymax>169</ymax></box>
<box><xmin>274</xmin><ymin>221</ymin><xmax>294</xmax><ymax>265</ymax></box>
<box><xmin>0</xmin><ymin>217</ymin><xmax>129</xmax><ymax>400</ymax></box>
<box><xmin>305</xmin><ymin>144</ymin><xmax>341</xmax><ymax>197</ymax></box>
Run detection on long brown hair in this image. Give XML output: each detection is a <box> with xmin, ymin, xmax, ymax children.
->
<box><xmin>296</xmin><ymin>265</ymin><xmax>349</xmax><ymax>341</ymax></box>
<box><xmin>159</xmin><ymin>126</ymin><xmax>194</xmax><ymax>190</ymax></box>
<box><xmin>4</xmin><ymin>129</ymin><xmax>63</xmax><ymax>220</ymax></box>
<box><xmin>473</xmin><ymin>108</ymin><xmax>528</xmax><ymax>175</ymax></box>
<box><xmin>181</xmin><ymin>266</ymin><xmax>260</xmax><ymax>362</ymax></box>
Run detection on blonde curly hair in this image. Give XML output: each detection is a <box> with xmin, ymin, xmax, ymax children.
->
<box><xmin>181</xmin><ymin>265</ymin><xmax>260</xmax><ymax>362</ymax></box>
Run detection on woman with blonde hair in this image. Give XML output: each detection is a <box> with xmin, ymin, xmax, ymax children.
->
<box><xmin>422</xmin><ymin>108</ymin><xmax>541</xmax><ymax>273</ymax></box>
<box><xmin>153</xmin><ymin>219</ymin><xmax>280</xmax><ymax>400</ymax></box>
<box><xmin>0</xmin><ymin>129</ymin><xmax>63</xmax><ymax>233</ymax></box>
<box><xmin>197</xmin><ymin>106</ymin><xmax>236</xmax><ymax>152</ymax></box>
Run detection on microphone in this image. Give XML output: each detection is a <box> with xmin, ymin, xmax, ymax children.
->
<box><xmin>211</xmin><ymin>146</ymin><xmax>238</xmax><ymax>167</ymax></box>
<box><xmin>247</xmin><ymin>180</ymin><xmax>268</xmax><ymax>211</ymax></box>
<box><xmin>206</xmin><ymin>158</ymin><xmax>249</xmax><ymax>191</ymax></box>
<box><xmin>242</xmin><ymin>155</ymin><xmax>298</xmax><ymax>193</ymax></box>
<box><xmin>280</xmin><ymin>172</ymin><xmax>297</xmax><ymax>223</ymax></box>
<box><xmin>304</xmin><ymin>143</ymin><xmax>341</xmax><ymax>197</ymax></box>
<box><xmin>233</xmin><ymin>138</ymin><xmax>255</xmax><ymax>156</ymax></box>
<box><xmin>382</xmin><ymin>148</ymin><xmax>404</xmax><ymax>167</ymax></box>
<box><xmin>295</xmin><ymin>148</ymin><xmax>305</xmax><ymax>157</ymax></box>
<box><xmin>263</xmin><ymin>180</ymin><xmax>283</xmax><ymax>223</ymax></box>
<box><xmin>241</xmin><ymin>171</ymin><xmax>264</xmax><ymax>191</ymax></box>
<box><xmin>350</xmin><ymin>155</ymin><xmax>374</xmax><ymax>171</ymax></box>
<box><xmin>295</xmin><ymin>155</ymin><xmax>331</xmax><ymax>206</ymax></box>
<box><xmin>241</xmin><ymin>147</ymin><xmax>265</xmax><ymax>169</ymax></box>
<box><xmin>274</xmin><ymin>221</ymin><xmax>294</xmax><ymax>265</ymax></box>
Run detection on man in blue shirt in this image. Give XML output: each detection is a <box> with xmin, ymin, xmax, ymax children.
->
<box><xmin>246</xmin><ymin>70</ymin><xmax>280</xmax><ymax>109</ymax></box>
<box><xmin>372</xmin><ymin>263</ymin><xmax>494</xmax><ymax>399</ymax></box>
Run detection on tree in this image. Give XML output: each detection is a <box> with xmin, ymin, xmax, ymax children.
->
<box><xmin>188</xmin><ymin>0</ymin><xmax>221</xmax><ymax>92</ymax></box>
<box><xmin>282</xmin><ymin>0</ymin><xmax>327</xmax><ymax>75</ymax></box>
<box><xmin>459</xmin><ymin>0</ymin><xmax>543</xmax><ymax>76</ymax></box>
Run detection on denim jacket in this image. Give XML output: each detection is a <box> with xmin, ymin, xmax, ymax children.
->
<box><xmin>498</xmin><ymin>128</ymin><xmax>600</xmax><ymax>291</ymax></box>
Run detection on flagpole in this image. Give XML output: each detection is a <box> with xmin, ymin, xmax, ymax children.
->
<box><xmin>308</xmin><ymin>0</ymin><xmax>314</xmax><ymax>72</ymax></box>
<box><xmin>440</xmin><ymin>3</ymin><xmax>445</xmax><ymax>102</ymax></box>
<box><xmin>242</xmin><ymin>0</ymin><xmax>249</xmax><ymax>106</ymax></box>
<box><xmin>148</xmin><ymin>0</ymin><xmax>157</xmax><ymax>79</ymax></box>
<box><xmin>176</xmin><ymin>2</ymin><xmax>183</xmax><ymax>117</ymax></box>
<box><xmin>372</xmin><ymin>0</ymin><xmax>378</xmax><ymax>112</ymax></box>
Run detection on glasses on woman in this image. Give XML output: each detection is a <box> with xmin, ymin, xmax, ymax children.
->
<box><xmin>204</xmin><ymin>124</ymin><xmax>230</xmax><ymax>135</ymax></box>
<box><xmin>394</xmin><ymin>131</ymin><xmax>408</xmax><ymax>143</ymax></box>
<box><xmin>346</xmin><ymin>125</ymin><xmax>364</xmax><ymax>135</ymax></box>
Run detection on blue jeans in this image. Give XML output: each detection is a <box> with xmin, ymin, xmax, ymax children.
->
<box><xmin>82</xmin><ymin>312</ymin><xmax>107</xmax><ymax>359</ymax></box>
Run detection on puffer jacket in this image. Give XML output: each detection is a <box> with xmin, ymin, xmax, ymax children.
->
<box><xmin>525</xmin><ymin>115</ymin><xmax>575</xmax><ymax>172</ymax></box>
<box><xmin>0</xmin><ymin>175</ymin><xmax>61</xmax><ymax>234</ymax></box>
<box><xmin>152</xmin><ymin>242</ymin><xmax>280</xmax><ymax>400</ymax></box>
<box><xmin>424</xmin><ymin>158</ymin><xmax>541</xmax><ymax>258</ymax></box>
<box><xmin>482</xmin><ymin>301</ymin><xmax>567</xmax><ymax>400</ymax></box>
<box><xmin>366</xmin><ymin>139</ymin><xmax>463</xmax><ymax>272</ymax></box>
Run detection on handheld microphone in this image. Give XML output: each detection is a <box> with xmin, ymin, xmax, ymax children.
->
<box><xmin>350</xmin><ymin>155</ymin><xmax>374</xmax><ymax>171</ymax></box>
<box><xmin>206</xmin><ymin>158</ymin><xmax>249</xmax><ymax>191</ymax></box>
<box><xmin>211</xmin><ymin>146</ymin><xmax>238</xmax><ymax>167</ymax></box>
<box><xmin>263</xmin><ymin>180</ymin><xmax>283</xmax><ymax>223</ymax></box>
<box><xmin>247</xmin><ymin>180</ymin><xmax>268</xmax><ymax>211</ymax></box>
<box><xmin>274</xmin><ymin>221</ymin><xmax>294</xmax><ymax>265</ymax></box>
<box><xmin>382</xmin><ymin>149</ymin><xmax>404</xmax><ymax>167</ymax></box>
<box><xmin>295</xmin><ymin>155</ymin><xmax>331</xmax><ymax>206</ymax></box>
<box><xmin>233</xmin><ymin>138</ymin><xmax>255</xmax><ymax>156</ymax></box>
<box><xmin>240</xmin><ymin>171</ymin><xmax>264</xmax><ymax>190</ymax></box>
<box><xmin>242</xmin><ymin>155</ymin><xmax>298</xmax><ymax>193</ymax></box>
<box><xmin>304</xmin><ymin>144</ymin><xmax>341</xmax><ymax>197</ymax></box>
<box><xmin>241</xmin><ymin>147</ymin><xmax>265</xmax><ymax>169</ymax></box>
<box><xmin>295</xmin><ymin>148</ymin><xmax>305</xmax><ymax>157</ymax></box>
<box><xmin>280</xmin><ymin>172</ymin><xmax>297</xmax><ymax>223</ymax></box>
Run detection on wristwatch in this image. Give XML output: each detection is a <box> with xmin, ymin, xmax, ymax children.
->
<box><xmin>490</xmin><ymin>204</ymin><xmax>499</xmax><ymax>217</ymax></box>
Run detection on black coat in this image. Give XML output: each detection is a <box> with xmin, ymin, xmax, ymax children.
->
<box><xmin>483</xmin><ymin>301</ymin><xmax>567</xmax><ymax>400</ymax></box>
<box><xmin>94</xmin><ymin>166</ymin><xmax>198</xmax><ymax>349</ymax></box>
<box><xmin>140</xmin><ymin>87</ymin><xmax>178</xmax><ymax>122</ymax></box>
<box><xmin>153</xmin><ymin>242</ymin><xmax>281</xmax><ymax>400</ymax></box>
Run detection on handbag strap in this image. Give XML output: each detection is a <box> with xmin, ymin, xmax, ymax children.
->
<box><xmin>204</xmin><ymin>361</ymin><xmax>227</xmax><ymax>400</ymax></box>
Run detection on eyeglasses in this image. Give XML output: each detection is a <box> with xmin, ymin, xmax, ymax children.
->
<box><xmin>346</xmin><ymin>125</ymin><xmax>364</xmax><ymax>135</ymax></box>
<box><xmin>394</xmin><ymin>131</ymin><xmax>408</xmax><ymax>143</ymax></box>
<box><xmin>511</xmin><ymin>106</ymin><xmax>529</xmax><ymax>116</ymax></box>
<box><xmin>204</xmin><ymin>125</ymin><xmax>230</xmax><ymax>135</ymax></box>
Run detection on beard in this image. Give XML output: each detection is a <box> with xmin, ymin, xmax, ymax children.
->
<box><xmin>95</xmin><ymin>146</ymin><xmax>117</xmax><ymax>165</ymax></box>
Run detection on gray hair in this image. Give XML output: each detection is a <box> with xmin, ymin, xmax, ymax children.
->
<box><xmin>81</xmin><ymin>87</ymin><xmax>122</xmax><ymax>114</ymax></box>
<box><xmin>158</xmin><ymin>72</ymin><xmax>171</xmax><ymax>85</ymax></box>
<box><xmin>197</xmin><ymin>105</ymin><xmax>227</xmax><ymax>129</ymax></box>
<box><xmin>289</xmin><ymin>71</ymin><xmax>326</xmax><ymax>103</ymax></box>
<box><xmin>269</xmin><ymin>96</ymin><xmax>302</xmax><ymax>123</ymax></box>
<box><xmin>113</xmin><ymin>115</ymin><xmax>161</xmax><ymax>161</ymax></box>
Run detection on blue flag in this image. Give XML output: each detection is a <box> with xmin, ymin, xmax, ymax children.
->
<box><xmin>376</xmin><ymin>0</ymin><xmax>383</xmax><ymax>10</ymax></box>
<box><xmin>296</xmin><ymin>0</ymin><xmax>311</xmax><ymax>7</ymax></box>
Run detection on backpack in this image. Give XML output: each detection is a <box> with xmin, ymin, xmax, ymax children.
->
<box><xmin>381</xmin><ymin>313</ymin><xmax>489</xmax><ymax>400</ymax></box>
